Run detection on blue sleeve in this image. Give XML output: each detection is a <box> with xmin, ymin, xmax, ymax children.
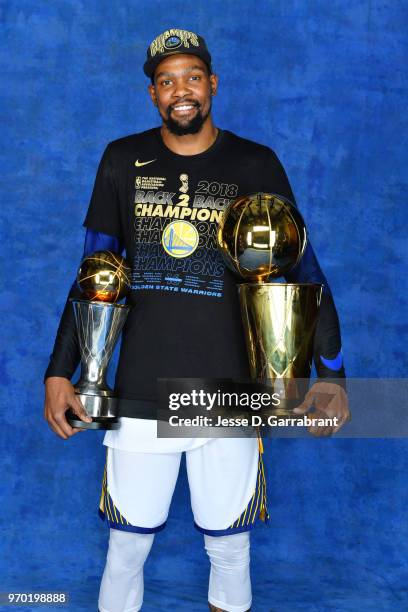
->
<box><xmin>82</xmin><ymin>229</ymin><xmax>124</xmax><ymax>258</ymax></box>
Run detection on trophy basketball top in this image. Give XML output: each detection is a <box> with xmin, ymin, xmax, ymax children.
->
<box><xmin>76</xmin><ymin>250</ymin><xmax>132</xmax><ymax>303</ymax></box>
<box><xmin>217</xmin><ymin>193</ymin><xmax>307</xmax><ymax>281</ymax></box>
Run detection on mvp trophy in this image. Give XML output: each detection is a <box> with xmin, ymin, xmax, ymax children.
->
<box><xmin>218</xmin><ymin>193</ymin><xmax>322</xmax><ymax>415</ymax></box>
<box><xmin>66</xmin><ymin>251</ymin><xmax>131</xmax><ymax>430</ymax></box>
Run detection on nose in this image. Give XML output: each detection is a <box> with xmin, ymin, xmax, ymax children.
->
<box><xmin>172</xmin><ymin>77</ymin><xmax>193</xmax><ymax>98</ymax></box>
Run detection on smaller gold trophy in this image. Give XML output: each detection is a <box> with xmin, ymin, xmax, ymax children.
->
<box><xmin>218</xmin><ymin>193</ymin><xmax>322</xmax><ymax>414</ymax></box>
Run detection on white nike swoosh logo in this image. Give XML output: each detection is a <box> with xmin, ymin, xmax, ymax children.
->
<box><xmin>135</xmin><ymin>159</ymin><xmax>156</xmax><ymax>167</ymax></box>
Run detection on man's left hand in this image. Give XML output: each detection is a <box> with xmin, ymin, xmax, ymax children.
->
<box><xmin>293</xmin><ymin>381</ymin><xmax>351</xmax><ymax>437</ymax></box>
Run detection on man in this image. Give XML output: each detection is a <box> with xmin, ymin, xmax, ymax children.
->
<box><xmin>44</xmin><ymin>28</ymin><xmax>350</xmax><ymax>612</ymax></box>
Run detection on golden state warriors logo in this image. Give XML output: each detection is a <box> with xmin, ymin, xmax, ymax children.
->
<box><xmin>162</xmin><ymin>220</ymin><xmax>199</xmax><ymax>258</ymax></box>
<box><xmin>165</xmin><ymin>35</ymin><xmax>182</xmax><ymax>49</ymax></box>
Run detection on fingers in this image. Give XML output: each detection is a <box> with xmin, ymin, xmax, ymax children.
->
<box><xmin>293</xmin><ymin>402</ymin><xmax>310</xmax><ymax>414</ymax></box>
<box><xmin>48</xmin><ymin>410</ymin><xmax>88</xmax><ymax>439</ymax></box>
<box><xmin>44</xmin><ymin>396</ymin><xmax>90</xmax><ymax>440</ymax></box>
<box><xmin>46</xmin><ymin>413</ymin><xmax>69</xmax><ymax>440</ymax></box>
<box><xmin>44</xmin><ymin>399</ymin><xmax>66</xmax><ymax>439</ymax></box>
<box><xmin>53</xmin><ymin>409</ymin><xmax>77</xmax><ymax>438</ymax></box>
<box><xmin>291</xmin><ymin>382</ymin><xmax>351</xmax><ymax>437</ymax></box>
<box><xmin>329</xmin><ymin>398</ymin><xmax>351</xmax><ymax>434</ymax></box>
<box><xmin>301</xmin><ymin>382</ymin><xmax>351</xmax><ymax>435</ymax></box>
<box><xmin>46</xmin><ymin>406</ymin><xmax>75</xmax><ymax>439</ymax></box>
<box><xmin>294</xmin><ymin>398</ymin><xmax>333</xmax><ymax>436</ymax></box>
<box><xmin>308</xmin><ymin>405</ymin><xmax>351</xmax><ymax>437</ymax></box>
<box><xmin>305</xmin><ymin>407</ymin><xmax>335</xmax><ymax>438</ymax></box>
<box><xmin>308</xmin><ymin>424</ymin><xmax>334</xmax><ymax>438</ymax></box>
<box><xmin>293</xmin><ymin>391</ymin><xmax>314</xmax><ymax>414</ymax></box>
<box><xmin>67</xmin><ymin>395</ymin><xmax>92</xmax><ymax>423</ymax></box>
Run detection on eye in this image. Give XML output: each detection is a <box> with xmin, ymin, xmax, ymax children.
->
<box><xmin>161</xmin><ymin>79</ymin><xmax>172</xmax><ymax>86</ymax></box>
<box><xmin>189</xmin><ymin>75</ymin><xmax>201</xmax><ymax>81</ymax></box>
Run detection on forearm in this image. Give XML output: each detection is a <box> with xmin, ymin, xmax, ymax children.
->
<box><xmin>43</xmin><ymin>230</ymin><xmax>124</xmax><ymax>383</ymax></box>
<box><xmin>285</xmin><ymin>242</ymin><xmax>345</xmax><ymax>379</ymax></box>
<box><xmin>43</xmin><ymin>282</ymin><xmax>82</xmax><ymax>382</ymax></box>
<box><xmin>312</xmin><ymin>291</ymin><xmax>345</xmax><ymax>379</ymax></box>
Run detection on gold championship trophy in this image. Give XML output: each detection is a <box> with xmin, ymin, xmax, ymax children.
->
<box><xmin>66</xmin><ymin>251</ymin><xmax>131</xmax><ymax>430</ymax></box>
<box><xmin>218</xmin><ymin>193</ymin><xmax>322</xmax><ymax>414</ymax></box>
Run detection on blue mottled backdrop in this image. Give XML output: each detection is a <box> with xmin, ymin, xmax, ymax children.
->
<box><xmin>1</xmin><ymin>1</ymin><xmax>408</xmax><ymax>610</ymax></box>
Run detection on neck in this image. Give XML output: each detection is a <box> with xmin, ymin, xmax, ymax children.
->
<box><xmin>160</xmin><ymin>117</ymin><xmax>218</xmax><ymax>155</ymax></box>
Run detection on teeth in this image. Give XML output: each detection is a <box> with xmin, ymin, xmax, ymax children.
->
<box><xmin>173</xmin><ymin>105</ymin><xmax>194</xmax><ymax>111</ymax></box>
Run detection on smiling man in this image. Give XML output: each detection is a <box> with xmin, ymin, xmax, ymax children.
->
<box><xmin>44</xmin><ymin>28</ymin><xmax>350</xmax><ymax>612</ymax></box>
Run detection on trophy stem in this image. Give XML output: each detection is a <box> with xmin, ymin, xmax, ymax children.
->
<box><xmin>77</xmin><ymin>359</ymin><xmax>111</xmax><ymax>394</ymax></box>
<box><xmin>238</xmin><ymin>282</ymin><xmax>322</xmax><ymax>414</ymax></box>
<box><xmin>68</xmin><ymin>299</ymin><xmax>130</xmax><ymax>429</ymax></box>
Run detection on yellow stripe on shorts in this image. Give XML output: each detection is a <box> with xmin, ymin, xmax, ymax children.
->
<box><xmin>229</xmin><ymin>451</ymin><xmax>269</xmax><ymax>529</ymax></box>
<box><xmin>99</xmin><ymin>450</ymin><xmax>130</xmax><ymax>527</ymax></box>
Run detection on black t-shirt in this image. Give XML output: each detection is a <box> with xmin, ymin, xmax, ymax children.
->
<box><xmin>82</xmin><ymin>128</ymin><xmax>298</xmax><ymax>402</ymax></box>
<box><xmin>45</xmin><ymin>127</ymin><xmax>345</xmax><ymax>415</ymax></box>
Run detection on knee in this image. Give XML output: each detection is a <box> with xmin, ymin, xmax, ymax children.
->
<box><xmin>107</xmin><ymin>529</ymin><xmax>154</xmax><ymax>571</ymax></box>
<box><xmin>204</xmin><ymin>532</ymin><xmax>250</xmax><ymax>571</ymax></box>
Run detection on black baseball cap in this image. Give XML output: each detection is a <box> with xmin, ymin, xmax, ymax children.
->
<box><xmin>143</xmin><ymin>28</ymin><xmax>212</xmax><ymax>79</ymax></box>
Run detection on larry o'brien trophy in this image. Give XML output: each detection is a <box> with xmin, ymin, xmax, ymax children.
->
<box><xmin>218</xmin><ymin>193</ymin><xmax>322</xmax><ymax>415</ymax></box>
<box><xmin>66</xmin><ymin>251</ymin><xmax>132</xmax><ymax>430</ymax></box>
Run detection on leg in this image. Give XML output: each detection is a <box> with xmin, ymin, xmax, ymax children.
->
<box><xmin>98</xmin><ymin>447</ymin><xmax>182</xmax><ymax>611</ymax></box>
<box><xmin>205</xmin><ymin>532</ymin><xmax>251</xmax><ymax>612</ymax></box>
<box><xmin>99</xmin><ymin>528</ymin><xmax>154</xmax><ymax>612</ymax></box>
<box><xmin>186</xmin><ymin>437</ymin><xmax>264</xmax><ymax>611</ymax></box>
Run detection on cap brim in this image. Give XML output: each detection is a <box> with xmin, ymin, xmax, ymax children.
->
<box><xmin>143</xmin><ymin>49</ymin><xmax>211</xmax><ymax>78</ymax></box>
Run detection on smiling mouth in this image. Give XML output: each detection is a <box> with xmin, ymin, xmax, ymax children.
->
<box><xmin>171</xmin><ymin>103</ymin><xmax>199</xmax><ymax>114</ymax></box>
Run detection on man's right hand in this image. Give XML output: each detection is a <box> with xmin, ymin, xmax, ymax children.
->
<box><xmin>44</xmin><ymin>377</ymin><xmax>92</xmax><ymax>439</ymax></box>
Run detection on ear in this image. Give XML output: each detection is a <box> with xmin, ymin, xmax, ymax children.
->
<box><xmin>209</xmin><ymin>73</ymin><xmax>218</xmax><ymax>96</ymax></box>
<box><xmin>148</xmin><ymin>83</ymin><xmax>157</xmax><ymax>106</ymax></box>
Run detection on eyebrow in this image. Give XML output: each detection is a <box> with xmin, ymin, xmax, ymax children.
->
<box><xmin>155</xmin><ymin>65</ymin><xmax>207</xmax><ymax>80</ymax></box>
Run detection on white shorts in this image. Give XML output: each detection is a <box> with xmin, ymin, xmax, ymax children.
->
<box><xmin>99</xmin><ymin>437</ymin><xmax>269</xmax><ymax>536</ymax></box>
<box><xmin>103</xmin><ymin>416</ymin><xmax>212</xmax><ymax>453</ymax></box>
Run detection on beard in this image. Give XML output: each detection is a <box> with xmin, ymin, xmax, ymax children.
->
<box><xmin>162</xmin><ymin>98</ymin><xmax>212</xmax><ymax>135</ymax></box>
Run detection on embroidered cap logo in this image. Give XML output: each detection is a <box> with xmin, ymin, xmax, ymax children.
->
<box><xmin>165</xmin><ymin>35</ymin><xmax>182</xmax><ymax>49</ymax></box>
